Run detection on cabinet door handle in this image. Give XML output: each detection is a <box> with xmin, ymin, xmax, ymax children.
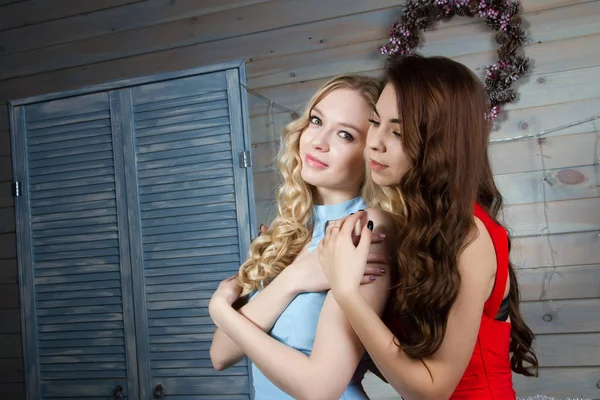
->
<box><xmin>152</xmin><ymin>384</ymin><xmax>164</xmax><ymax>399</ymax></box>
<box><xmin>112</xmin><ymin>385</ymin><xmax>124</xmax><ymax>400</ymax></box>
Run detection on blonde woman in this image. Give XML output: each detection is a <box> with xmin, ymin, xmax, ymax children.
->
<box><xmin>209</xmin><ymin>75</ymin><xmax>396</xmax><ymax>399</ymax></box>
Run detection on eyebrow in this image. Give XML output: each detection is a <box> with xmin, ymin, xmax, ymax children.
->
<box><xmin>372</xmin><ymin>107</ymin><xmax>401</xmax><ymax>124</ymax></box>
<box><xmin>312</xmin><ymin>106</ymin><xmax>361</xmax><ymax>132</ymax></box>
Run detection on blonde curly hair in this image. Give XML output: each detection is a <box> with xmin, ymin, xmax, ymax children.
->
<box><xmin>238</xmin><ymin>75</ymin><xmax>382</xmax><ymax>295</ymax></box>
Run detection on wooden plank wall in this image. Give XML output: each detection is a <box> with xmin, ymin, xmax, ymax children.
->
<box><xmin>0</xmin><ymin>105</ymin><xmax>21</xmax><ymax>399</ymax></box>
<box><xmin>0</xmin><ymin>0</ymin><xmax>598</xmax><ymax>398</ymax></box>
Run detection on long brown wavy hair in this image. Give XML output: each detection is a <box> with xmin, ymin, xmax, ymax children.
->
<box><xmin>238</xmin><ymin>75</ymin><xmax>381</xmax><ymax>295</ymax></box>
<box><xmin>369</xmin><ymin>54</ymin><xmax>538</xmax><ymax>376</ymax></box>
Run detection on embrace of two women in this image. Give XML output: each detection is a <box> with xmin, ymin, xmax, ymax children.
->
<box><xmin>208</xmin><ymin>53</ymin><xmax>539</xmax><ymax>400</ymax></box>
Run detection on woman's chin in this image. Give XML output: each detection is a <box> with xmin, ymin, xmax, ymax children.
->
<box><xmin>370</xmin><ymin>173</ymin><xmax>390</xmax><ymax>188</ymax></box>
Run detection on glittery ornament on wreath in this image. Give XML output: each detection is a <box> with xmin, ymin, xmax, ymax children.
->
<box><xmin>381</xmin><ymin>0</ymin><xmax>530</xmax><ymax>121</ymax></box>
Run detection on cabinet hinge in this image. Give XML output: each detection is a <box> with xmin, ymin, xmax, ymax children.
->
<box><xmin>240</xmin><ymin>150</ymin><xmax>252</xmax><ymax>168</ymax></box>
<box><xmin>13</xmin><ymin>181</ymin><xmax>21</xmax><ymax>197</ymax></box>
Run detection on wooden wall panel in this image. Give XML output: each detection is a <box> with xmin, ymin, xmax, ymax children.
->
<box><xmin>522</xmin><ymin>298</ymin><xmax>600</xmax><ymax>334</ymax></box>
<box><xmin>253</xmin><ymin>171</ymin><xmax>281</xmax><ymax>202</ymax></box>
<box><xmin>504</xmin><ymin>66</ymin><xmax>600</xmax><ymax>111</ymax></box>
<box><xmin>490</xmin><ymin>131</ymin><xmax>599</xmax><ymax>175</ymax></box>
<box><xmin>247</xmin><ymin>39</ymin><xmax>385</xmax><ymax>89</ymax></box>
<box><xmin>246</xmin><ymin>66</ymin><xmax>600</xmax><ymax>117</ymax></box>
<box><xmin>245</xmin><ymin>1</ymin><xmax>600</xmax><ymax>105</ymax></box>
<box><xmin>0</xmin><ymin>1</ymin><xmax>24</xmax><ymax>9</ymax></box>
<box><xmin>0</xmin><ymin>334</ymin><xmax>21</xmax><ymax>359</ymax></box>
<box><xmin>496</xmin><ymin>165</ymin><xmax>599</xmax><ymax>205</ymax></box>
<box><xmin>255</xmin><ymin>200</ymin><xmax>278</xmax><ymax>229</ymax></box>
<box><xmin>250</xmin><ymin>112</ymin><xmax>294</xmax><ymax>145</ymax></box>
<box><xmin>0</xmin><ymin>358</ymin><xmax>23</xmax><ymax>385</ymax></box>
<box><xmin>0</xmin><ymin>383</ymin><xmax>23</xmax><ymax>400</ymax></box>
<box><xmin>0</xmin><ymin>309</ymin><xmax>20</xmax><ymax>334</ymax></box>
<box><xmin>0</xmin><ymin>235</ymin><xmax>15</xmax><ymax>260</ymax></box>
<box><xmin>0</xmin><ymin>105</ymin><xmax>8</xmax><ymax>130</ymax></box>
<box><xmin>0</xmin><ymin>155</ymin><xmax>11</xmax><ymax>180</ymax></box>
<box><xmin>0</xmin><ymin>131</ymin><xmax>10</xmax><ymax>157</ymax></box>
<box><xmin>0</xmin><ymin>0</ymin><xmax>272</xmax><ymax>54</ymax></box>
<box><xmin>0</xmin><ymin>1</ymin><xmax>596</xmax><ymax>102</ymax></box>
<box><xmin>513</xmin><ymin>367</ymin><xmax>600</xmax><ymax>399</ymax></box>
<box><xmin>503</xmin><ymin>197</ymin><xmax>600</xmax><ymax>236</ymax></box>
<box><xmin>244</xmin><ymin>0</ymin><xmax>598</xmax><ymax>85</ymax></box>
<box><xmin>492</xmin><ymin>98</ymin><xmax>600</xmax><ymax>141</ymax></box>
<box><xmin>251</xmin><ymin>141</ymin><xmax>279</xmax><ymax>174</ymax></box>
<box><xmin>0</xmin><ymin>1</ymin><xmax>599</xmax><ymax>399</ymax></box>
<box><xmin>249</xmin><ymin>30</ymin><xmax>600</xmax><ymax>90</ymax></box>
<box><xmin>251</xmin><ymin>165</ymin><xmax>600</xmax><ymax>205</ymax></box>
<box><xmin>248</xmin><ymin>197</ymin><xmax>600</xmax><ymax>238</ymax></box>
<box><xmin>366</xmin><ymin>364</ymin><xmax>600</xmax><ymax>399</ymax></box>
<box><xmin>0</xmin><ymin>183</ymin><xmax>12</xmax><ymax>208</ymax></box>
<box><xmin>0</xmin><ymin>258</ymin><xmax>17</xmax><ymax>285</ymax></box>
<box><xmin>511</xmin><ymin>230</ymin><xmax>600</xmax><ymax>269</ymax></box>
<box><xmin>0</xmin><ymin>13</ymin><xmax>389</xmax><ymax>99</ymax></box>
<box><xmin>362</xmin><ymin>373</ymin><xmax>398</xmax><ymax>400</ymax></box>
<box><xmin>251</xmin><ymin>98</ymin><xmax>600</xmax><ymax>147</ymax></box>
<box><xmin>0</xmin><ymin>0</ymin><xmax>141</xmax><ymax>31</ymax></box>
<box><xmin>457</xmin><ymin>31</ymin><xmax>600</xmax><ymax>77</ymax></box>
<box><xmin>0</xmin><ymin>163</ymin><xmax>20</xmax><ymax>400</ymax></box>
<box><xmin>0</xmin><ymin>283</ymin><xmax>18</xmax><ymax>308</ymax></box>
<box><xmin>0</xmin><ymin>1</ymin><xmax>401</xmax><ymax>80</ymax></box>
<box><xmin>249</xmin><ymin>130</ymin><xmax>600</xmax><ymax>176</ymax></box>
<box><xmin>518</xmin><ymin>264</ymin><xmax>600</xmax><ymax>302</ymax></box>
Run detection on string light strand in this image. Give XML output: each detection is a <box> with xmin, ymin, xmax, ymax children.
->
<box><xmin>594</xmin><ymin>113</ymin><xmax>600</xmax><ymax>166</ymax></box>
<box><xmin>241</xmin><ymin>86</ymin><xmax>600</xmax><ymax>319</ymax></box>
<box><xmin>535</xmin><ymin>136</ymin><xmax>559</xmax><ymax>315</ymax></box>
<box><xmin>242</xmin><ymin>82</ymin><xmax>599</xmax><ymax>145</ymax></box>
<box><xmin>490</xmin><ymin>112</ymin><xmax>600</xmax><ymax>143</ymax></box>
<box><xmin>240</xmin><ymin>82</ymin><xmax>298</xmax><ymax>115</ymax></box>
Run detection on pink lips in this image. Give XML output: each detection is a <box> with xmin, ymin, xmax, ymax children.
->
<box><xmin>369</xmin><ymin>158</ymin><xmax>387</xmax><ymax>172</ymax></box>
<box><xmin>305</xmin><ymin>154</ymin><xmax>328</xmax><ymax>169</ymax></box>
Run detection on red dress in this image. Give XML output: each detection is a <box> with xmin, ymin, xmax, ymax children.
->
<box><xmin>450</xmin><ymin>203</ymin><xmax>516</xmax><ymax>399</ymax></box>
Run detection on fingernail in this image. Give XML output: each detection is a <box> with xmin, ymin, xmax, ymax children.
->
<box><xmin>370</xmin><ymin>276</ymin><xmax>376</xmax><ymax>281</ymax></box>
<box><xmin>367</xmin><ymin>220</ymin><xmax>373</xmax><ymax>231</ymax></box>
<box><xmin>378</xmin><ymin>233</ymin><xmax>386</xmax><ymax>239</ymax></box>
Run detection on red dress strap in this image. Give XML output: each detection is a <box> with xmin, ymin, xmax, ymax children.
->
<box><xmin>474</xmin><ymin>203</ymin><xmax>509</xmax><ymax>318</ymax></box>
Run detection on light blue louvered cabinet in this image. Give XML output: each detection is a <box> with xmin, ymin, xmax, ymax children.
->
<box><xmin>11</xmin><ymin>64</ymin><xmax>256</xmax><ymax>400</ymax></box>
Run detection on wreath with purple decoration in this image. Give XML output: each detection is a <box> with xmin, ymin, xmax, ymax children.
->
<box><xmin>380</xmin><ymin>0</ymin><xmax>530</xmax><ymax>120</ymax></box>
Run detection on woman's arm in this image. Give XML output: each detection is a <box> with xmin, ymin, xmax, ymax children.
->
<box><xmin>210</xmin><ymin>210</ymin><xmax>395</xmax><ymax>399</ymax></box>
<box><xmin>210</xmin><ymin>262</ymin><xmax>303</xmax><ymax>371</ymax></box>
<box><xmin>210</xmin><ymin>245</ymin><xmax>389</xmax><ymax>370</ymax></box>
<box><xmin>322</xmin><ymin>215</ymin><xmax>497</xmax><ymax>400</ymax></box>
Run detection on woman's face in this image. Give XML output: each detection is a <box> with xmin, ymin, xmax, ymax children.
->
<box><xmin>299</xmin><ymin>88</ymin><xmax>370</xmax><ymax>201</ymax></box>
<box><xmin>366</xmin><ymin>83</ymin><xmax>411</xmax><ymax>187</ymax></box>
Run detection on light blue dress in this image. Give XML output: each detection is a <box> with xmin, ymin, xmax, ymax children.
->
<box><xmin>251</xmin><ymin>196</ymin><xmax>370</xmax><ymax>400</ymax></box>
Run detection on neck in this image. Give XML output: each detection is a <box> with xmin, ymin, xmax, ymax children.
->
<box><xmin>313</xmin><ymin>187</ymin><xmax>360</xmax><ymax>205</ymax></box>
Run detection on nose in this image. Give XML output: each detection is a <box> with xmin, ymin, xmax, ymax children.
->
<box><xmin>311</xmin><ymin>127</ymin><xmax>330</xmax><ymax>152</ymax></box>
<box><xmin>367</xmin><ymin>124</ymin><xmax>385</xmax><ymax>153</ymax></box>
